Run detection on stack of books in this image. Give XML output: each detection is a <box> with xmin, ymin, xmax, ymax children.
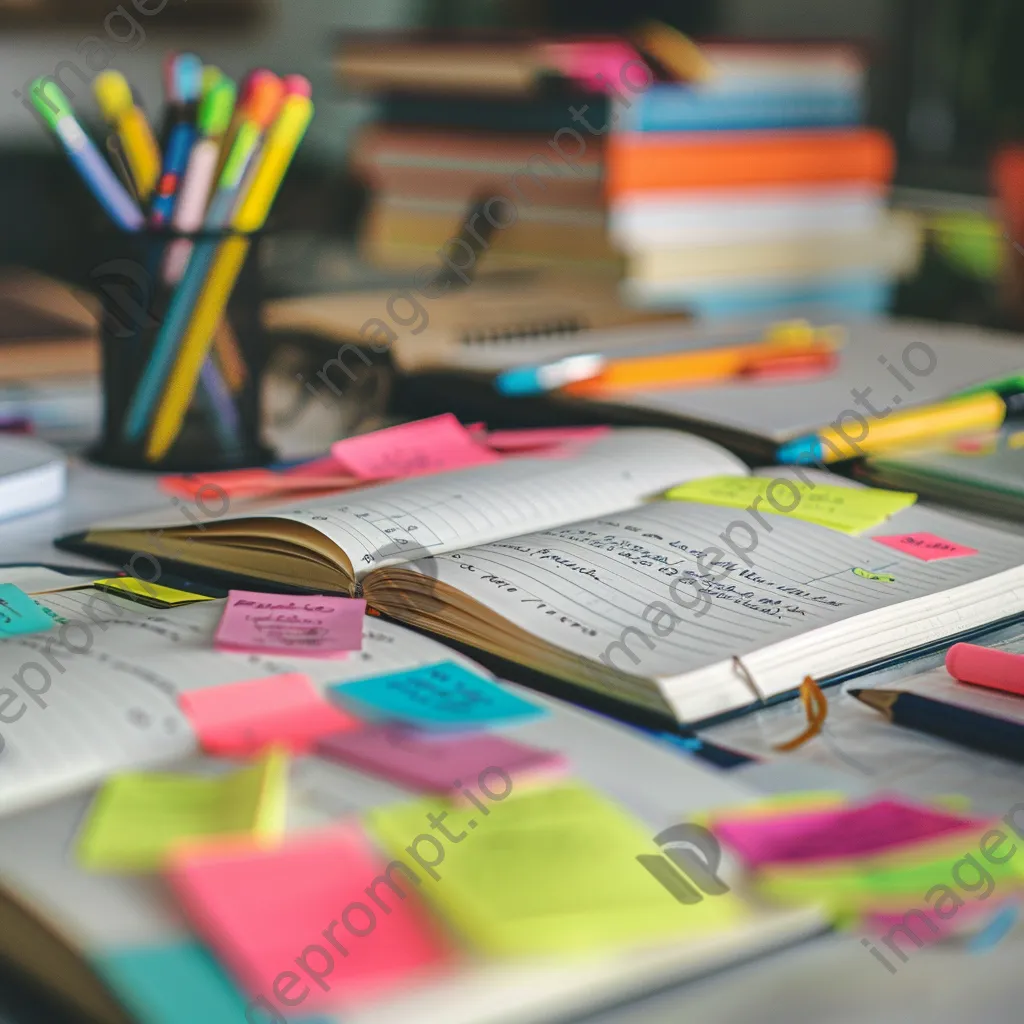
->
<box><xmin>607</xmin><ymin>42</ymin><xmax>920</xmax><ymax>318</ymax></box>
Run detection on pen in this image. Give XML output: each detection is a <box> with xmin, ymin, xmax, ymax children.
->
<box><xmin>93</xmin><ymin>70</ymin><xmax>161</xmax><ymax>201</ymax></box>
<box><xmin>28</xmin><ymin>78</ymin><xmax>144</xmax><ymax>231</ymax></box>
<box><xmin>149</xmin><ymin>52</ymin><xmax>203</xmax><ymax>227</ymax></box>
<box><xmin>777</xmin><ymin>389</ymin><xmax>1024</xmax><ymax>464</ymax></box>
<box><xmin>145</xmin><ymin>92</ymin><xmax>314</xmax><ymax>460</ymax></box>
<box><xmin>496</xmin><ymin>354</ymin><xmax>608</xmax><ymax>396</ymax></box>
<box><xmin>850</xmin><ymin>687</ymin><xmax>1024</xmax><ymax>765</ymax></box>
<box><xmin>121</xmin><ymin>73</ymin><xmax>285</xmax><ymax>445</ymax></box>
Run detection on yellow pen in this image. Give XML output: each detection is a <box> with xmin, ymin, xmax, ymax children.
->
<box><xmin>93</xmin><ymin>70</ymin><xmax>161</xmax><ymax>201</ymax></box>
<box><xmin>145</xmin><ymin>93</ymin><xmax>314</xmax><ymax>461</ymax></box>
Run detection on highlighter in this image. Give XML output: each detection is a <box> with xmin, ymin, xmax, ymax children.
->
<box><xmin>93</xmin><ymin>70</ymin><xmax>161</xmax><ymax>201</ymax></box>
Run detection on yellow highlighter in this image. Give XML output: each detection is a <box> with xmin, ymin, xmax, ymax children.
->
<box><xmin>93</xmin><ymin>70</ymin><xmax>161</xmax><ymax>201</ymax></box>
<box><xmin>145</xmin><ymin>94</ymin><xmax>314</xmax><ymax>462</ymax></box>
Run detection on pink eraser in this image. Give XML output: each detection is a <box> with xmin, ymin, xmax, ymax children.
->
<box><xmin>946</xmin><ymin>643</ymin><xmax>1024</xmax><ymax>697</ymax></box>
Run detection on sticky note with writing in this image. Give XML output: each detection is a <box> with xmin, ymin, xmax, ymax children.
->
<box><xmin>331</xmin><ymin>661</ymin><xmax>545</xmax><ymax>730</ymax></box>
<box><xmin>665</xmin><ymin>476</ymin><xmax>917</xmax><ymax>534</ymax></box>
<box><xmin>0</xmin><ymin>583</ymin><xmax>54</xmax><ymax>637</ymax></box>
<box><xmin>317</xmin><ymin>724</ymin><xmax>565</xmax><ymax>792</ymax></box>
<box><xmin>214</xmin><ymin>591</ymin><xmax>365</xmax><ymax>659</ymax></box>
<box><xmin>367</xmin><ymin>783</ymin><xmax>747</xmax><ymax>956</ymax></box>
<box><xmin>166</xmin><ymin>825</ymin><xmax>450</xmax><ymax>1011</ymax></box>
<box><xmin>330</xmin><ymin>413</ymin><xmax>500</xmax><ymax>481</ymax></box>
<box><xmin>93</xmin><ymin>578</ymin><xmax>215</xmax><ymax>608</ymax></box>
<box><xmin>180</xmin><ymin>673</ymin><xmax>360</xmax><ymax>756</ymax></box>
<box><xmin>77</xmin><ymin>750</ymin><xmax>288</xmax><ymax>872</ymax></box>
<box><xmin>872</xmin><ymin>532</ymin><xmax>978</xmax><ymax>561</ymax></box>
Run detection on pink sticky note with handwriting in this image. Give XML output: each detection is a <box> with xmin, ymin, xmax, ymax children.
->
<box><xmin>168</xmin><ymin>826</ymin><xmax>450</xmax><ymax>1011</ymax></box>
<box><xmin>179</xmin><ymin>673</ymin><xmax>360</xmax><ymax>756</ymax></box>
<box><xmin>317</xmin><ymin>724</ymin><xmax>566</xmax><ymax>793</ymax></box>
<box><xmin>214</xmin><ymin>591</ymin><xmax>365</xmax><ymax>659</ymax></box>
<box><xmin>872</xmin><ymin>532</ymin><xmax>978</xmax><ymax>561</ymax></box>
<box><xmin>712</xmin><ymin>799</ymin><xmax>988</xmax><ymax>868</ymax></box>
<box><xmin>330</xmin><ymin>414</ymin><xmax>500</xmax><ymax>481</ymax></box>
<box><xmin>485</xmin><ymin>426</ymin><xmax>610</xmax><ymax>453</ymax></box>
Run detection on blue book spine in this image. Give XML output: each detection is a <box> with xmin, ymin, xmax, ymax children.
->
<box><xmin>621</xmin><ymin>85</ymin><xmax>863</xmax><ymax>133</ymax></box>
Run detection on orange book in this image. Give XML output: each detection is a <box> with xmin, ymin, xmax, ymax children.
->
<box><xmin>607</xmin><ymin>128</ymin><xmax>894</xmax><ymax>197</ymax></box>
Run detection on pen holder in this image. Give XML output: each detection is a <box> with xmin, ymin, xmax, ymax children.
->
<box><xmin>89</xmin><ymin>228</ymin><xmax>274</xmax><ymax>473</ymax></box>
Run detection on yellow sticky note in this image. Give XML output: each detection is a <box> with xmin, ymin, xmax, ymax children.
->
<box><xmin>93</xmin><ymin>578</ymin><xmax>215</xmax><ymax>608</ymax></box>
<box><xmin>77</xmin><ymin>749</ymin><xmax>288</xmax><ymax>872</ymax></box>
<box><xmin>665</xmin><ymin>476</ymin><xmax>917</xmax><ymax>535</ymax></box>
<box><xmin>367</xmin><ymin>782</ymin><xmax>746</xmax><ymax>956</ymax></box>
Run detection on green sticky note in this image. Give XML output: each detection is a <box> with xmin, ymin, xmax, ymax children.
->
<box><xmin>0</xmin><ymin>583</ymin><xmax>55</xmax><ymax>637</ymax></box>
<box><xmin>367</xmin><ymin>782</ymin><xmax>747</xmax><ymax>956</ymax></box>
<box><xmin>665</xmin><ymin>476</ymin><xmax>917</xmax><ymax>535</ymax></box>
<box><xmin>77</xmin><ymin>749</ymin><xmax>288</xmax><ymax>873</ymax></box>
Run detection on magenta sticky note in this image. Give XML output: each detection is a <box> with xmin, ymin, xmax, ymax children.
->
<box><xmin>872</xmin><ymin>532</ymin><xmax>979</xmax><ymax>561</ymax></box>
<box><xmin>167</xmin><ymin>826</ymin><xmax>451</xmax><ymax>1012</ymax></box>
<box><xmin>330</xmin><ymin>414</ymin><xmax>500</xmax><ymax>481</ymax></box>
<box><xmin>179</xmin><ymin>673</ymin><xmax>361</xmax><ymax>756</ymax></box>
<box><xmin>711</xmin><ymin>799</ymin><xmax>989</xmax><ymax>868</ymax></box>
<box><xmin>484</xmin><ymin>426</ymin><xmax>610</xmax><ymax>453</ymax></box>
<box><xmin>213</xmin><ymin>592</ymin><xmax>365</xmax><ymax>659</ymax></box>
<box><xmin>317</xmin><ymin>724</ymin><xmax>566</xmax><ymax>793</ymax></box>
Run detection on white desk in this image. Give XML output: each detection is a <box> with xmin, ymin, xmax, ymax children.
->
<box><xmin>2</xmin><ymin>456</ymin><xmax>1022</xmax><ymax>1024</ymax></box>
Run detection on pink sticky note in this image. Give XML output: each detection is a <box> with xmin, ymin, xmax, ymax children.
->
<box><xmin>330</xmin><ymin>414</ymin><xmax>501</xmax><ymax>481</ymax></box>
<box><xmin>484</xmin><ymin>426</ymin><xmax>610</xmax><ymax>453</ymax></box>
<box><xmin>712</xmin><ymin>799</ymin><xmax>989</xmax><ymax>868</ymax></box>
<box><xmin>542</xmin><ymin>41</ymin><xmax>649</xmax><ymax>92</ymax></box>
<box><xmin>179</xmin><ymin>673</ymin><xmax>361</xmax><ymax>756</ymax></box>
<box><xmin>214</xmin><ymin>591</ymin><xmax>365</xmax><ymax>659</ymax></box>
<box><xmin>167</xmin><ymin>826</ymin><xmax>451</xmax><ymax>1011</ymax></box>
<box><xmin>872</xmin><ymin>532</ymin><xmax>979</xmax><ymax>561</ymax></box>
<box><xmin>317</xmin><ymin>724</ymin><xmax>566</xmax><ymax>793</ymax></box>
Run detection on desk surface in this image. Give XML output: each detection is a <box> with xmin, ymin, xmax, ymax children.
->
<box><xmin>2</xmin><ymin>456</ymin><xmax>1022</xmax><ymax>1024</ymax></box>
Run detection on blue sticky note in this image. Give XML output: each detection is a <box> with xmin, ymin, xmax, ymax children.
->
<box><xmin>96</xmin><ymin>942</ymin><xmax>330</xmax><ymax>1024</ymax></box>
<box><xmin>331</xmin><ymin>661</ymin><xmax>545</xmax><ymax>730</ymax></box>
<box><xmin>0</xmin><ymin>583</ymin><xmax>54</xmax><ymax>638</ymax></box>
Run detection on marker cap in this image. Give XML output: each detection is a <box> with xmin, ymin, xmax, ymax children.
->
<box><xmin>29</xmin><ymin>77</ymin><xmax>74</xmax><ymax>128</ymax></box>
<box><xmin>198</xmin><ymin>79</ymin><xmax>237</xmax><ymax>137</ymax></box>
<box><xmin>94</xmin><ymin>70</ymin><xmax>134</xmax><ymax>121</ymax></box>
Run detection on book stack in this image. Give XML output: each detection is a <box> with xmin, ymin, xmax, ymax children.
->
<box><xmin>608</xmin><ymin>43</ymin><xmax>920</xmax><ymax>318</ymax></box>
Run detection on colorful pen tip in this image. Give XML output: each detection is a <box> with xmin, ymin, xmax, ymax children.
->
<box><xmin>175</xmin><ymin>53</ymin><xmax>204</xmax><ymax>104</ymax></box>
<box><xmin>282</xmin><ymin>74</ymin><xmax>313</xmax><ymax>98</ymax></box>
<box><xmin>94</xmin><ymin>70</ymin><xmax>134</xmax><ymax>120</ymax></box>
<box><xmin>246</xmin><ymin>73</ymin><xmax>286</xmax><ymax>128</ymax></box>
<box><xmin>28</xmin><ymin>77</ymin><xmax>73</xmax><ymax>127</ymax></box>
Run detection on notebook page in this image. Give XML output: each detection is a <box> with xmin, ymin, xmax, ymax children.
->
<box><xmin>0</xmin><ymin>589</ymin><xmax>495</xmax><ymax>818</ymax></box>
<box><xmin>251</xmin><ymin>429</ymin><xmax>746</xmax><ymax>575</ymax></box>
<box><xmin>392</xmin><ymin>502</ymin><xmax>1024</xmax><ymax>714</ymax></box>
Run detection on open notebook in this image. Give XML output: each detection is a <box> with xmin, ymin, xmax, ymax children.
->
<box><xmin>0</xmin><ymin>578</ymin><xmax>822</xmax><ymax>1024</ymax></box>
<box><xmin>64</xmin><ymin>429</ymin><xmax>1024</xmax><ymax>726</ymax></box>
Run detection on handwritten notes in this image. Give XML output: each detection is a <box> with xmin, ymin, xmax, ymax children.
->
<box><xmin>330</xmin><ymin>414</ymin><xmax>500</xmax><ymax>481</ymax></box>
<box><xmin>167</xmin><ymin>825</ymin><xmax>450</xmax><ymax>1011</ymax></box>
<box><xmin>331</xmin><ymin>662</ymin><xmax>545</xmax><ymax>731</ymax></box>
<box><xmin>179</xmin><ymin>673</ymin><xmax>360</xmax><ymax>757</ymax></box>
<box><xmin>665</xmin><ymin>476</ymin><xmax>917</xmax><ymax>534</ymax></box>
<box><xmin>873</xmin><ymin>532</ymin><xmax>979</xmax><ymax>562</ymax></box>
<box><xmin>93</xmin><ymin>578</ymin><xmax>215</xmax><ymax>608</ymax></box>
<box><xmin>368</xmin><ymin>783</ymin><xmax>746</xmax><ymax>955</ymax></box>
<box><xmin>0</xmin><ymin>584</ymin><xmax>53</xmax><ymax>638</ymax></box>
<box><xmin>214</xmin><ymin>591</ymin><xmax>365</xmax><ymax>659</ymax></box>
<box><xmin>77</xmin><ymin>750</ymin><xmax>288</xmax><ymax>872</ymax></box>
<box><xmin>317</xmin><ymin>724</ymin><xmax>565</xmax><ymax>793</ymax></box>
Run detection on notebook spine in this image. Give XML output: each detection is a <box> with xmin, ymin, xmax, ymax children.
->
<box><xmin>459</xmin><ymin>317</ymin><xmax>589</xmax><ymax>345</ymax></box>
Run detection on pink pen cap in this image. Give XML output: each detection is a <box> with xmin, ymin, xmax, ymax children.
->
<box><xmin>946</xmin><ymin>642</ymin><xmax>1024</xmax><ymax>698</ymax></box>
<box><xmin>282</xmin><ymin>74</ymin><xmax>313</xmax><ymax>98</ymax></box>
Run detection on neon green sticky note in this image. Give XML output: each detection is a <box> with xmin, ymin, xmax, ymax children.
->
<box><xmin>665</xmin><ymin>476</ymin><xmax>917</xmax><ymax>534</ymax></box>
<box><xmin>92</xmin><ymin>578</ymin><xmax>215</xmax><ymax>608</ymax></box>
<box><xmin>77</xmin><ymin>749</ymin><xmax>288</xmax><ymax>873</ymax></box>
<box><xmin>367</xmin><ymin>782</ymin><xmax>747</xmax><ymax>956</ymax></box>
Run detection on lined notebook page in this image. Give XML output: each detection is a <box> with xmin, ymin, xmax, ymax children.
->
<box><xmin>0</xmin><ymin>590</ymin><xmax>492</xmax><ymax>818</ymax></box>
<box><xmin>257</xmin><ymin>429</ymin><xmax>746</xmax><ymax>576</ymax></box>
<box><xmin>395</xmin><ymin>502</ymin><xmax>1024</xmax><ymax>716</ymax></box>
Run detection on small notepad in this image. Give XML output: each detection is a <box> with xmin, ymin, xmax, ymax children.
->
<box><xmin>331</xmin><ymin>414</ymin><xmax>500</xmax><ymax>481</ymax></box>
<box><xmin>93</xmin><ymin>578</ymin><xmax>215</xmax><ymax>608</ymax></box>
<box><xmin>317</xmin><ymin>724</ymin><xmax>565</xmax><ymax>793</ymax></box>
<box><xmin>167</xmin><ymin>825</ymin><xmax>450</xmax><ymax>1012</ymax></box>
<box><xmin>214</xmin><ymin>591</ymin><xmax>365</xmax><ymax>658</ymax></box>
<box><xmin>0</xmin><ymin>583</ymin><xmax>53</xmax><ymax>637</ymax></box>
<box><xmin>331</xmin><ymin>662</ymin><xmax>545</xmax><ymax>730</ymax></box>
<box><xmin>77</xmin><ymin>750</ymin><xmax>288</xmax><ymax>872</ymax></box>
<box><xmin>665</xmin><ymin>477</ymin><xmax>917</xmax><ymax>534</ymax></box>
<box><xmin>179</xmin><ymin>673</ymin><xmax>361</xmax><ymax>757</ymax></box>
<box><xmin>367</xmin><ymin>783</ymin><xmax>746</xmax><ymax>955</ymax></box>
